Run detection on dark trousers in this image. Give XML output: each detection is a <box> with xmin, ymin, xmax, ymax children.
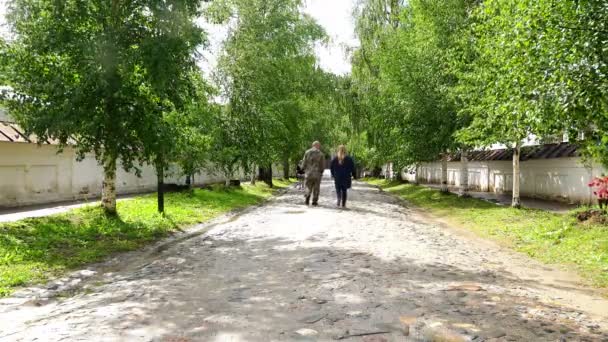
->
<box><xmin>335</xmin><ymin>183</ymin><xmax>348</xmax><ymax>206</ymax></box>
<box><xmin>305</xmin><ymin>176</ymin><xmax>321</xmax><ymax>203</ymax></box>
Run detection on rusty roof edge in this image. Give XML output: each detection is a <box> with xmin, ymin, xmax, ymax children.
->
<box><xmin>8</xmin><ymin>123</ymin><xmax>32</xmax><ymax>143</ymax></box>
<box><xmin>0</xmin><ymin>127</ymin><xmax>13</xmax><ymax>142</ymax></box>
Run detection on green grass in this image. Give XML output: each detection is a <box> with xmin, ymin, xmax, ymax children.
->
<box><xmin>0</xmin><ymin>180</ymin><xmax>292</xmax><ymax>297</ymax></box>
<box><xmin>365</xmin><ymin>178</ymin><xmax>608</xmax><ymax>288</ymax></box>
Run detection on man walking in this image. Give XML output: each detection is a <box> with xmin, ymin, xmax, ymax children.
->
<box><xmin>302</xmin><ymin>141</ymin><xmax>325</xmax><ymax>206</ymax></box>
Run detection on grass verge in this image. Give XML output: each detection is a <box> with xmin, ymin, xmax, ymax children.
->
<box><xmin>365</xmin><ymin>178</ymin><xmax>608</xmax><ymax>288</ymax></box>
<box><xmin>0</xmin><ymin>179</ymin><xmax>292</xmax><ymax>297</ymax></box>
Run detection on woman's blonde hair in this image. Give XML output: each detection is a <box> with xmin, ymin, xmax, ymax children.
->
<box><xmin>337</xmin><ymin>145</ymin><xmax>347</xmax><ymax>164</ymax></box>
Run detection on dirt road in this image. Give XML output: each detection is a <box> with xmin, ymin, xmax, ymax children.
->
<box><xmin>1</xmin><ymin>178</ymin><xmax>607</xmax><ymax>341</ymax></box>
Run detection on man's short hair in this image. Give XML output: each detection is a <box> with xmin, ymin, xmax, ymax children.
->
<box><xmin>312</xmin><ymin>141</ymin><xmax>320</xmax><ymax>147</ymax></box>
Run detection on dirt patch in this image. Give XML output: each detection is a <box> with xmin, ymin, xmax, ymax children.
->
<box><xmin>576</xmin><ymin>209</ymin><xmax>608</xmax><ymax>225</ymax></box>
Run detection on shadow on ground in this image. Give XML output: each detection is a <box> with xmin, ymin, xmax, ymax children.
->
<box><xmin>1</xmin><ymin>181</ymin><xmax>606</xmax><ymax>342</ymax></box>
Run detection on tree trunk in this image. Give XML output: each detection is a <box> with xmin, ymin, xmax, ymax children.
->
<box><xmin>458</xmin><ymin>149</ymin><xmax>470</xmax><ymax>197</ymax></box>
<box><xmin>512</xmin><ymin>142</ymin><xmax>522</xmax><ymax>208</ymax></box>
<box><xmin>414</xmin><ymin>163</ymin><xmax>420</xmax><ymax>185</ymax></box>
<box><xmin>185</xmin><ymin>174</ymin><xmax>192</xmax><ymax>189</ymax></box>
<box><xmin>250</xmin><ymin>165</ymin><xmax>256</xmax><ymax>185</ymax></box>
<box><xmin>283</xmin><ymin>157</ymin><xmax>290</xmax><ymax>180</ymax></box>
<box><xmin>259</xmin><ymin>165</ymin><xmax>273</xmax><ymax>187</ymax></box>
<box><xmin>266</xmin><ymin>164</ymin><xmax>274</xmax><ymax>187</ymax></box>
<box><xmin>440</xmin><ymin>155</ymin><xmax>449</xmax><ymax>193</ymax></box>
<box><xmin>157</xmin><ymin>159</ymin><xmax>165</xmax><ymax>214</ymax></box>
<box><xmin>101</xmin><ymin>156</ymin><xmax>117</xmax><ymax>215</ymax></box>
<box><xmin>390</xmin><ymin>0</ymin><xmax>400</xmax><ymax>28</ymax></box>
<box><xmin>397</xmin><ymin>166</ymin><xmax>405</xmax><ymax>183</ymax></box>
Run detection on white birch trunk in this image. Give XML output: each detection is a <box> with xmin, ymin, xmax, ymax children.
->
<box><xmin>101</xmin><ymin>157</ymin><xmax>117</xmax><ymax>214</ymax></box>
<box><xmin>250</xmin><ymin>166</ymin><xmax>256</xmax><ymax>185</ymax></box>
<box><xmin>440</xmin><ymin>155</ymin><xmax>449</xmax><ymax>193</ymax></box>
<box><xmin>512</xmin><ymin>142</ymin><xmax>522</xmax><ymax>208</ymax></box>
<box><xmin>225</xmin><ymin>169</ymin><xmax>232</xmax><ymax>187</ymax></box>
<box><xmin>458</xmin><ymin>149</ymin><xmax>469</xmax><ymax>197</ymax></box>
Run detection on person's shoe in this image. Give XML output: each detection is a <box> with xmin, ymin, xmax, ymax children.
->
<box><xmin>305</xmin><ymin>195</ymin><xmax>310</xmax><ymax>205</ymax></box>
<box><xmin>312</xmin><ymin>202</ymin><xmax>318</xmax><ymax>206</ymax></box>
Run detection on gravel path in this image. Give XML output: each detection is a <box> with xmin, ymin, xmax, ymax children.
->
<box><xmin>1</xmin><ymin>177</ymin><xmax>607</xmax><ymax>342</ymax></box>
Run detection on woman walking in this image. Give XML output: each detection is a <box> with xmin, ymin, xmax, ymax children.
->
<box><xmin>330</xmin><ymin>145</ymin><xmax>356</xmax><ymax>208</ymax></box>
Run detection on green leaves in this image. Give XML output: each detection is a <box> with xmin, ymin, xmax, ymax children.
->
<box><xmin>4</xmin><ymin>0</ymin><xmax>206</xmax><ymax>171</ymax></box>
<box><xmin>352</xmin><ymin>0</ymin><xmax>472</xmax><ymax>170</ymax></box>
<box><xmin>214</xmin><ymin>0</ymin><xmax>327</xmax><ymax>172</ymax></box>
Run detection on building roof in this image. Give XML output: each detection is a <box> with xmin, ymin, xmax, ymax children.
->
<box><xmin>0</xmin><ymin>120</ymin><xmax>59</xmax><ymax>145</ymax></box>
<box><xmin>448</xmin><ymin>142</ymin><xmax>579</xmax><ymax>162</ymax></box>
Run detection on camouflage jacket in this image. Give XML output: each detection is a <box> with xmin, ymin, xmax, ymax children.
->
<box><xmin>302</xmin><ymin>148</ymin><xmax>325</xmax><ymax>177</ymax></box>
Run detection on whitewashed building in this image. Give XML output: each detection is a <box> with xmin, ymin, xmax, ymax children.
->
<box><xmin>0</xmin><ymin>115</ymin><xmax>229</xmax><ymax>208</ymax></box>
<box><xmin>403</xmin><ymin>143</ymin><xmax>605</xmax><ymax>205</ymax></box>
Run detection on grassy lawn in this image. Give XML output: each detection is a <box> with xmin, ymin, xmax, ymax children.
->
<box><xmin>365</xmin><ymin>178</ymin><xmax>608</xmax><ymax>288</ymax></box>
<box><xmin>0</xmin><ymin>180</ymin><xmax>292</xmax><ymax>297</ymax></box>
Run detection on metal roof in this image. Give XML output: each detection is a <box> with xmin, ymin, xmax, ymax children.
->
<box><xmin>0</xmin><ymin>121</ymin><xmax>55</xmax><ymax>145</ymax></box>
<box><xmin>448</xmin><ymin>142</ymin><xmax>579</xmax><ymax>162</ymax></box>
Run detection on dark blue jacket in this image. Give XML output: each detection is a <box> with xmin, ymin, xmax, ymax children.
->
<box><xmin>330</xmin><ymin>156</ymin><xmax>356</xmax><ymax>189</ymax></box>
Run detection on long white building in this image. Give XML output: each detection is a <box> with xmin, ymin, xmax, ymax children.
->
<box><xmin>0</xmin><ymin>116</ymin><xmax>228</xmax><ymax>208</ymax></box>
<box><xmin>401</xmin><ymin>143</ymin><xmax>605</xmax><ymax>205</ymax></box>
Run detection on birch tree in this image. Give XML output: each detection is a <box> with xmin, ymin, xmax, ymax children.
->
<box><xmin>454</xmin><ymin>0</ymin><xmax>559</xmax><ymax>208</ymax></box>
<box><xmin>352</xmin><ymin>0</ymin><xmax>474</xmax><ymax>188</ymax></box>
<box><xmin>2</xmin><ymin>0</ymin><xmax>206</xmax><ymax>214</ymax></box>
<box><xmin>210</xmin><ymin>0</ymin><xmax>325</xmax><ymax>186</ymax></box>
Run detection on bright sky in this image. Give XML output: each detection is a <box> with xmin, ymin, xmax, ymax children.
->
<box><xmin>0</xmin><ymin>0</ymin><xmax>356</xmax><ymax>75</ymax></box>
<box><xmin>303</xmin><ymin>0</ymin><xmax>358</xmax><ymax>75</ymax></box>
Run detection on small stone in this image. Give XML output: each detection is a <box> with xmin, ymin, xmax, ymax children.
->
<box><xmin>488</xmin><ymin>329</ymin><xmax>507</xmax><ymax>338</ymax></box>
<box><xmin>79</xmin><ymin>270</ymin><xmax>97</xmax><ymax>278</ymax></box>
<box><xmin>423</xmin><ymin>327</ymin><xmax>468</xmax><ymax>342</ymax></box>
<box><xmin>299</xmin><ymin>313</ymin><xmax>326</xmax><ymax>324</ymax></box>
<box><xmin>326</xmin><ymin>313</ymin><xmax>345</xmax><ymax>323</ymax></box>
<box><xmin>313</xmin><ymin>298</ymin><xmax>328</xmax><ymax>304</ymax></box>
<box><xmin>68</xmin><ymin>278</ymin><xmax>82</xmax><ymax>287</ymax></box>
<box><xmin>362</xmin><ymin>336</ymin><xmax>388</xmax><ymax>342</ymax></box>
<box><xmin>325</xmin><ymin>273</ymin><xmax>343</xmax><ymax>280</ymax></box>
<box><xmin>346</xmin><ymin>311</ymin><xmax>370</xmax><ymax>318</ymax></box>
<box><xmin>295</xmin><ymin>328</ymin><xmax>318</xmax><ymax>337</ymax></box>
<box><xmin>446</xmin><ymin>283</ymin><xmax>484</xmax><ymax>292</ymax></box>
<box><xmin>22</xmin><ymin>298</ymin><xmax>51</xmax><ymax>307</ymax></box>
<box><xmin>399</xmin><ymin>316</ymin><xmax>417</xmax><ymax>325</ymax></box>
<box><xmin>46</xmin><ymin>282</ymin><xmax>61</xmax><ymax>290</ymax></box>
<box><xmin>166</xmin><ymin>257</ymin><xmax>186</xmax><ymax>265</ymax></box>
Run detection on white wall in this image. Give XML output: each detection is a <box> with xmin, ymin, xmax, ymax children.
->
<box><xmin>411</xmin><ymin>157</ymin><xmax>604</xmax><ymax>204</ymax></box>
<box><xmin>0</xmin><ymin>142</ymin><xmax>229</xmax><ymax>207</ymax></box>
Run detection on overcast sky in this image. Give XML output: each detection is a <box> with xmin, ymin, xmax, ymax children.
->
<box><xmin>0</xmin><ymin>0</ymin><xmax>357</xmax><ymax>75</ymax></box>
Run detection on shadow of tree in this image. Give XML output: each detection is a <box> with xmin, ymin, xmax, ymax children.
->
<box><xmin>23</xmin><ymin>235</ymin><xmax>604</xmax><ymax>342</ymax></box>
<box><xmin>2</xmin><ymin>180</ymin><xmax>606</xmax><ymax>341</ymax></box>
<box><xmin>0</xmin><ymin>186</ymin><xmax>272</xmax><ymax>295</ymax></box>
